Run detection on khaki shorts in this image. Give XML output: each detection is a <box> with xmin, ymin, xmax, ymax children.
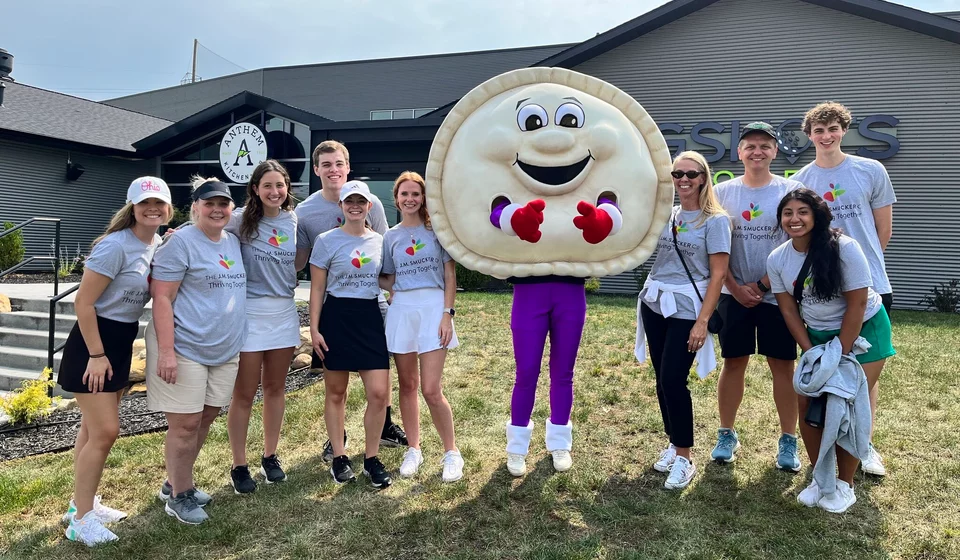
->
<box><xmin>145</xmin><ymin>321</ymin><xmax>239</xmax><ymax>414</ymax></box>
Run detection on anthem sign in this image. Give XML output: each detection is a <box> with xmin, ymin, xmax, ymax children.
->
<box><xmin>220</xmin><ymin>123</ymin><xmax>268</xmax><ymax>183</ymax></box>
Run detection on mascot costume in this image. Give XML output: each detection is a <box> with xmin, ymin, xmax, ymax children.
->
<box><xmin>426</xmin><ymin>67</ymin><xmax>673</xmax><ymax>475</ymax></box>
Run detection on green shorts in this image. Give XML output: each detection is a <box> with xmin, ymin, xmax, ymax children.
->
<box><xmin>806</xmin><ymin>306</ymin><xmax>896</xmax><ymax>364</ymax></box>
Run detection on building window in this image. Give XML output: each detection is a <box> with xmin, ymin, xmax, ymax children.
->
<box><xmin>369</xmin><ymin>108</ymin><xmax>436</xmax><ymax>120</ymax></box>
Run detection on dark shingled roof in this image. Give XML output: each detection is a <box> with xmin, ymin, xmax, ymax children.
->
<box><xmin>0</xmin><ymin>82</ymin><xmax>171</xmax><ymax>152</ymax></box>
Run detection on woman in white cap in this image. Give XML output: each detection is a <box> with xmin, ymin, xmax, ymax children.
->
<box><xmin>224</xmin><ymin>160</ymin><xmax>299</xmax><ymax>493</ymax></box>
<box><xmin>309</xmin><ymin>180</ymin><xmax>393</xmax><ymax>489</ymax></box>
<box><xmin>380</xmin><ymin>171</ymin><xmax>463</xmax><ymax>482</ymax></box>
<box><xmin>147</xmin><ymin>177</ymin><xmax>247</xmax><ymax>525</ymax></box>
<box><xmin>60</xmin><ymin>177</ymin><xmax>172</xmax><ymax>546</ymax></box>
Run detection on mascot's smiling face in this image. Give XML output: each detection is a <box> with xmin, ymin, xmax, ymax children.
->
<box><xmin>426</xmin><ymin>67</ymin><xmax>674</xmax><ymax>279</ymax></box>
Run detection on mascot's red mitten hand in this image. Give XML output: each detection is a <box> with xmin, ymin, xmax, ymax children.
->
<box><xmin>503</xmin><ymin>199</ymin><xmax>546</xmax><ymax>243</ymax></box>
<box><xmin>573</xmin><ymin>201</ymin><xmax>614</xmax><ymax>244</ymax></box>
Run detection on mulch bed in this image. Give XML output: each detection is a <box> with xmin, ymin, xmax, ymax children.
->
<box><xmin>0</xmin><ymin>272</ymin><xmax>83</xmax><ymax>284</ymax></box>
<box><xmin>0</xmin><ymin>367</ymin><xmax>321</xmax><ymax>462</ymax></box>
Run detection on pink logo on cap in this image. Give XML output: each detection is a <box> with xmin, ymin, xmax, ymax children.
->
<box><xmin>141</xmin><ymin>180</ymin><xmax>162</xmax><ymax>192</ymax></box>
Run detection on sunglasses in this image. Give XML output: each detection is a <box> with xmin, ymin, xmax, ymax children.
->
<box><xmin>671</xmin><ymin>170</ymin><xmax>705</xmax><ymax>180</ymax></box>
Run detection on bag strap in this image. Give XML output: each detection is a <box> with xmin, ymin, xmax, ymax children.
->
<box><xmin>672</xmin><ymin>211</ymin><xmax>704</xmax><ymax>303</ymax></box>
<box><xmin>793</xmin><ymin>253</ymin><xmax>814</xmax><ymax>304</ymax></box>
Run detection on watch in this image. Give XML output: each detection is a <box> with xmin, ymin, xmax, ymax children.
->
<box><xmin>756</xmin><ymin>279</ymin><xmax>770</xmax><ymax>293</ymax></box>
<box><xmin>444</xmin><ymin>308</ymin><xmax>456</xmax><ymax>317</ymax></box>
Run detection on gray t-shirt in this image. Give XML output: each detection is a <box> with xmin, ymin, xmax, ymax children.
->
<box><xmin>766</xmin><ymin>235</ymin><xmax>882</xmax><ymax>331</ymax></box>
<box><xmin>381</xmin><ymin>224</ymin><xmax>452</xmax><ymax>292</ymax></box>
<box><xmin>84</xmin><ymin>229</ymin><xmax>160</xmax><ymax>323</ymax></box>
<box><xmin>295</xmin><ymin>190</ymin><xmax>388</xmax><ymax>250</ymax></box>
<box><xmin>640</xmin><ymin>207</ymin><xmax>732</xmax><ymax>320</ymax></box>
<box><xmin>793</xmin><ymin>155</ymin><xmax>896</xmax><ymax>295</ymax></box>
<box><xmin>309</xmin><ymin>228</ymin><xmax>383</xmax><ymax>299</ymax></box>
<box><xmin>715</xmin><ymin>175</ymin><xmax>804</xmax><ymax>305</ymax></box>
<box><xmin>226</xmin><ymin>208</ymin><xmax>298</xmax><ymax>299</ymax></box>
<box><xmin>151</xmin><ymin>225</ymin><xmax>247</xmax><ymax>365</ymax></box>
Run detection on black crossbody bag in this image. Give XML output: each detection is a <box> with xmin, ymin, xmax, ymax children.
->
<box><xmin>793</xmin><ymin>254</ymin><xmax>827</xmax><ymax>429</ymax></box>
<box><xmin>671</xmin><ymin>212</ymin><xmax>723</xmax><ymax>334</ymax></box>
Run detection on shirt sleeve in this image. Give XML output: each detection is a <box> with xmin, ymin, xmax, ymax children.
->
<box><xmin>369</xmin><ymin>198</ymin><xmax>389</xmax><ymax>235</ymax></box>
<box><xmin>84</xmin><ymin>237</ymin><xmax>124</xmax><ymax>279</ymax></box>
<box><xmin>295</xmin><ymin>206</ymin><xmax>312</xmax><ymax>250</ymax></box>
<box><xmin>766</xmin><ymin>248</ymin><xmax>788</xmax><ymax>294</ymax></box>
<box><xmin>224</xmin><ymin>208</ymin><xmax>243</xmax><ymax>237</ymax></box>
<box><xmin>150</xmin><ymin>235</ymin><xmax>189</xmax><ymax>282</ymax></box>
<box><xmin>309</xmin><ymin>235</ymin><xmax>332</xmax><ymax>270</ymax></box>
<box><xmin>869</xmin><ymin>162</ymin><xmax>897</xmax><ymax>209</ymax></box>
<box><xmin>840</xmin><ymin>238</ymin><xmax>873</xmax><ymax>292</ymax></box>
<box><xmin>380</xmin><ymin>233</ymin><xmax>396</xmax><ymax>275</ymax></box>
<box><xmin>705</xmin><ymin>214</ymin><xmax>732</xmax><ymax>255</ymax></box>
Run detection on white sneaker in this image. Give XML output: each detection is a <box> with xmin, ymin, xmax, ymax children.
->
<box><xmin>62</xmin><ymin>495</ymin><xmax>128</xmax><ymax>524</ymax></box>
<box><xmin>551</xmin><ymin>450</ymin><xmax>572</xmax><ymax>473</ymax></box>
<box><xmin>441</xmin><ymin>450</ymin><xmax>465</xmax><ymax>483</ymax></box>
<box><xmin>861</xmin><ymin>446</ymin><xmax>887</xmax><ymax>476</ymax></box>
<box><xmin>665</xmin><ymin>456</ymin><xmax>696</xmax><ymax>490</ymax></box>
<box><xmin>506</xmin><ymin>452</ymin><xmax>527</xmax><ymax>477</ymax></box>
<box><xmin>65</xmin><ymin>510</ymin><xmax>119</xmax><ymax>547</ymax></box>
<box><xmin>797</xmin><ymin>480</ymin><xmax>821</xmax><ymax>507</ymax></box>
<box><xmin>399</xmin><ymin>447</ymin><xmax>423</xmax><ymax>478</ymax></box>
<box><xmin>653</xmin><ymin>444</ymin><xmax>677</xmax><ymax>473</ymax></box>
<box><xmin>818</xmin><ymin>480</ymin><xmax>857</xmax><ymax>513</ymax></box>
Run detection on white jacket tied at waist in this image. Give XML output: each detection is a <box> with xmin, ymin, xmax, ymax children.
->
<box><xmin>635</xmin><ymin>278</ymin><xmax>717</xmax><ymax>379</ymax></box>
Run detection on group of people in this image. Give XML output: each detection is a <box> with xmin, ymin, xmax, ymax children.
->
<box><xmin>56</xmin><ymin>141</ymin><xmax>462</xmax><ymax>546</ymax></box>
<box><xmin>636</xmin><ymin>102</ymin><xmax>896</xmax><ymax>514</ymax></box>
<box><xmin>54</xmin><ymin>100</ymin><xmax>896</xmax><ymax>546</ymax></box>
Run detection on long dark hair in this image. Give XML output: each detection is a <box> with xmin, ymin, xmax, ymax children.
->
<box><xmin>240</xmin><ymin>160</ymin><xmax>293</xmax><ymax>242</ymax></box>
<box><xmin>777</xmin><ymin>188</ymin><xmax>843</xmax><ymax>300</ymax></box>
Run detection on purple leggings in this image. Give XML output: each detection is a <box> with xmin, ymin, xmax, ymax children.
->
<box><xmin>510</xmin><ymin>282</ymin><xmax>587</xmax><ymax>426</ymax></box>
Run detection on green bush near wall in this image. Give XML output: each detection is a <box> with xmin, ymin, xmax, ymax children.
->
<box><xmin>455</xmin><ymin>262</ymin><xmax>510</xmax><ymax>292</ymax></box>
<box><xmin>0</xmin><ymin>221</ymin><xmax>26</xmax><ymax>271</ymax></box>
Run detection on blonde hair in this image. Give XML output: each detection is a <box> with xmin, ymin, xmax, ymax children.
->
<box><xmin>92</xmin><ymin>201</ymin><xmax>173</xmax><ymax>247</ymax></box>
<box><xmin>673</xmin><ymin>151</ymin><xmax>727</xmax><ymax>227</ymax></box>
<box><xmin>392</xmin><ymin>171</ymin><xmax>431</xmax><ymax>229</ymax></box>
<box><xmin>190</xmin><ymin>175</ymin><xmax>234</xmax><ymax>222</ymax></box>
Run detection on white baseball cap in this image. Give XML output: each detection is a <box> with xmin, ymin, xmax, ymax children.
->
<box><xmin>127</xmin><ymin>176</ymin><xmax>172</xmax><ymax>205</ymax></box>
<box><xmin>339</xmin><ymin>180</ymin><xmax>374</xmax><ymax>203</ymax></box>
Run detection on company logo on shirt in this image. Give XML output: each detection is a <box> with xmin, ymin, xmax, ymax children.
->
<box><xmin>218</xmin><ymin>254</ymin><xmax>236</xmax><ymax>269</ymax></box>
<box><xmin>741</xmin><ymin>203</ymin><xmax>763</xmax><ymax>222</ymax></box>
<box><xmin>351</xmin><ymin>250</ymin><xmax>372</xmax><ymax>269</ymax></box>
<box><xmin>335</xmin><ymin>217</ymin><xmax>344</xmax><ymax>229</ymax></box>
<box><xmin>672</xmin><ymin>220</ymin><xmax>689</xmax><ymax>234</ymax></box>
<box><xmin>268</xmin><ymin>229</ymin><xmax>289</xmax><ymax>247</ymax></box>
<box><xmin>823</xmin><ymin>183</ymin><xmax>846</xmax><ymax>202</ymax></box>
<box><xmin>405</xmin><ymin>238</ymin><xmax>426</xmax><ymax>256</ymax></box>
<box><xmin>791</xmin><ymin>276</ymin><xmax>813</xmax><ymax>289</ymax></box>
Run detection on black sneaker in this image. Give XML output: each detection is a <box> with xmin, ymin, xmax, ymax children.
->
<box><xmin>380</xmin><ymin>423</ymin><xmax>408</xmax><ymax>448</ymax></box>
<box><xmin>322</xmin><ymin>430</ymin><xmax>349</xmax><ymax>463</ymax></box>
<box><xmin>230</xmin><ymin>465</ymin><xmax>257</xmax><ymax>494</ymax></box>
<box><xmin>260</xmin><ymin>454</ymin><xmax>287</xmax><ymax>483</ymax></box>
<box><xmin>363</xmin><ymin>456</ymin><xmax>393</xmax><ymax>489</ymax></box>
<box><xmin>330</xmin><ymin>455</ymin><xmax>356</xmax><ymax>484</ymax></box>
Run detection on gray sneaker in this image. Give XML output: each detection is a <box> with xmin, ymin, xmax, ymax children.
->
<box><xmin>164</xmin><ymin>491</ymin><xmax>209</xmax><ymax>525</ymax></box>
<box><xmin>158</xmin><ymin>480</ymin><xmax>211</xmax><ymax>508</ymax></box>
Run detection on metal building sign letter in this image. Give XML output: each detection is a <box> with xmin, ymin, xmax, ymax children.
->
<box><xmin>220</xmin><ymin>123</ymin><xmax>268</xmax><ymax>183</ymax></box>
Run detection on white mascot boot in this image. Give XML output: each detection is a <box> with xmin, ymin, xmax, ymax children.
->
<box><xmin>545</xmin><ymin>420</ymin><xmax>573</xmax><ymax>473</ymax></box>
<box><xmin>505</xmin><ymin>421</ymin><xmax>534</xmax><ymax>477</ymax></box>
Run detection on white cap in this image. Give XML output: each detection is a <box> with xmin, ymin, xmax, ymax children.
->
<box><xmin>127</xmin><ymin>176</ymin><xmax>172</xmax><ymax>205</ymax></box>
<box><xmin>339</xmin><ymin>180</ymin><xmax>374</xmax><ymax>203</ymax></box>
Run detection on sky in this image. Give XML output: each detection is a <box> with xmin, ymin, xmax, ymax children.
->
<box><xmin>4</xmin><ymin>0</ymin><xmax>960</xmax><ymax>101</ymax></box>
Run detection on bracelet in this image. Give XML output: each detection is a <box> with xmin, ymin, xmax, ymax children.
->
<box><xmin>89</xmin><ymin>353</ymin><xmax>106</xmax><ymax>359</ymax></box>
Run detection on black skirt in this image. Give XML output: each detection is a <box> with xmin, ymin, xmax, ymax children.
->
<box><xmin>319</xmin><ymin>295</ymin><xmax>389</xmax><ymax>372</ymax></box>
<box><xmin>58</xmin><ymin>316</ymin><xmax>139</xmax><ymax>393</ymax></box>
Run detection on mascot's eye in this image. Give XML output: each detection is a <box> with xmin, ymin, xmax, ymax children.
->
<box><xmin>555</xmin><ymin>103</ymin><xmax>584</xmax><ymax>128</ymax></box>
<box><xmin>517</xmin><ymin>104</ymin><xmax>548</xmax><ymax>131</ymax></box>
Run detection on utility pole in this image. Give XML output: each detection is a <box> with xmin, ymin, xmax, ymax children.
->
<box><xmin>191</xmin><ymin>39</ymin><xmax>198</xmax><ymax>83</ymax></box>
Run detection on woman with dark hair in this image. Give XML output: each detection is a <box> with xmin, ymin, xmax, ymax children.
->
<box><xmin>766</xmin><ymin>187</ymin><xmax>894</xmax><ymax>513</ymax></box>
<box><xmin>380</xmin><ymin>171</ymin><xmax>463</xmax><ymax>482</ymax></box>
<box><xmin>60</xmin><ymin>177</ymin><xmax>172</xmax><ymax>546</ymax></box>
<box><xmin>224</xmin><ymin>160</ymin><xmax>299</xmax><ymax>493</ymax></box>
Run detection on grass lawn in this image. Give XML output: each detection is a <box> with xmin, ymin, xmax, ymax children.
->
<box><xmin>1</xmin><ymin>293</ymin><xmax>958</xmax><ymax>559</ymax></box>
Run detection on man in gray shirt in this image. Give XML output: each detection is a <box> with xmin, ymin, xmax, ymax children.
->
<box><xmin>293</xmin><ymin>140</ymin><xmax>406</xmax><ymax>456</ymax></box>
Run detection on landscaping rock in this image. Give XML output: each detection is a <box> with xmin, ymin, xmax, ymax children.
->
<box><xmin>0</xmin><ymin>294</ymin><xmax>11</xmax><ymax>314</ymax></box>
<box><xmin>296</xmin><ymin>327</ymin><xmax>312</xmax><ymax>355</ymax></box>
<box><xmin>291</xmin><ymin>353</ymin><xmax>311</xmax><ymax>370</ymax></box>
<box><xmin>128</xmin><ymin>356</ymin><xmax>146</xmax><ymax>384</ymax></box>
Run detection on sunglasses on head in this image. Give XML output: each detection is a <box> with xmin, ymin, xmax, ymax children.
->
<box><xmin>671</xmin><ymin>170</ymin><xmax>704</xmax><ymax>180</ymax></box>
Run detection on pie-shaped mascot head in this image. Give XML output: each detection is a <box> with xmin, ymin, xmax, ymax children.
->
<box><xmin>426</xmin><ymin>67</ymin><xmax>673</xmax><ymax>279</ymax></box>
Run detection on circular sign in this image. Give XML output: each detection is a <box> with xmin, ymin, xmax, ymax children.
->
<box><xmin>219</xmin><ymin>123</ymin><xmax>268</xmax><ymax>183</ymax></box>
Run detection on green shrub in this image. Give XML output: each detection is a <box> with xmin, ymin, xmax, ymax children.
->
<box><xmin>0</xmin><ymin>369</ymin><xmax>61</xmax><ymax>425</ymax></box>
<box><xmin>167</xmin><ymin>205</ymin><xmax>192</xmax><ymax>229</ymax></box>
<box><xmin>632</xmin><ymin>266</ymin><xmax>649</xmax><ymax>294</ymax></box>
<box><xmin>920</xmin><ymin>279</ymin><xmax>960</xmax><ymax>313</ymax></box>
<box><xmin>584</xmin><ymin>277</ymin><xmax>602</xmax><ymax>293</ymax></box>
<box><xmin>0</xmin><ymin>221</ymin><xmax>26</xmax><ymax>271</ymax></box>
<box><xmin>455</xmin><ymin>263</ymin><xmax>501</xmax><ymax>291</ymax></box>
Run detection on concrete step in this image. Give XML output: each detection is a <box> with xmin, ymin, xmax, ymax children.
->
<box><xmin>0</xmin><ymin>366</ymin><xmax>72</xmax><ymax>397</ymax></box>
<box><xmin>0</xmin><ymin>311</ymin><xmax>78</xmax><ymax>332</ymax></box>
<box><xmin>0</xmin><ymin>326</ymin><xmax>68</xmax><ymax>350</ymax></box>
<box><xmin>6</xmin><ymin>297</ymin><xmax>153</xmax><ymax>321</ymax></box>
<box><xmin>0</xmin><ymin>344</ymin><xmax>61</xmax><ymax>373</ymax></box>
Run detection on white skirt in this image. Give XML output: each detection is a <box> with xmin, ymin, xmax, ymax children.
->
<box><xmin>385</xmin><ymin>288</ymin><xmax>459</xmax><ymax>354</ymax></box>
<box><xmin>241</xmin><ymin>296</ymin><xmax>301</xmax><ymax>352</ymax></box>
